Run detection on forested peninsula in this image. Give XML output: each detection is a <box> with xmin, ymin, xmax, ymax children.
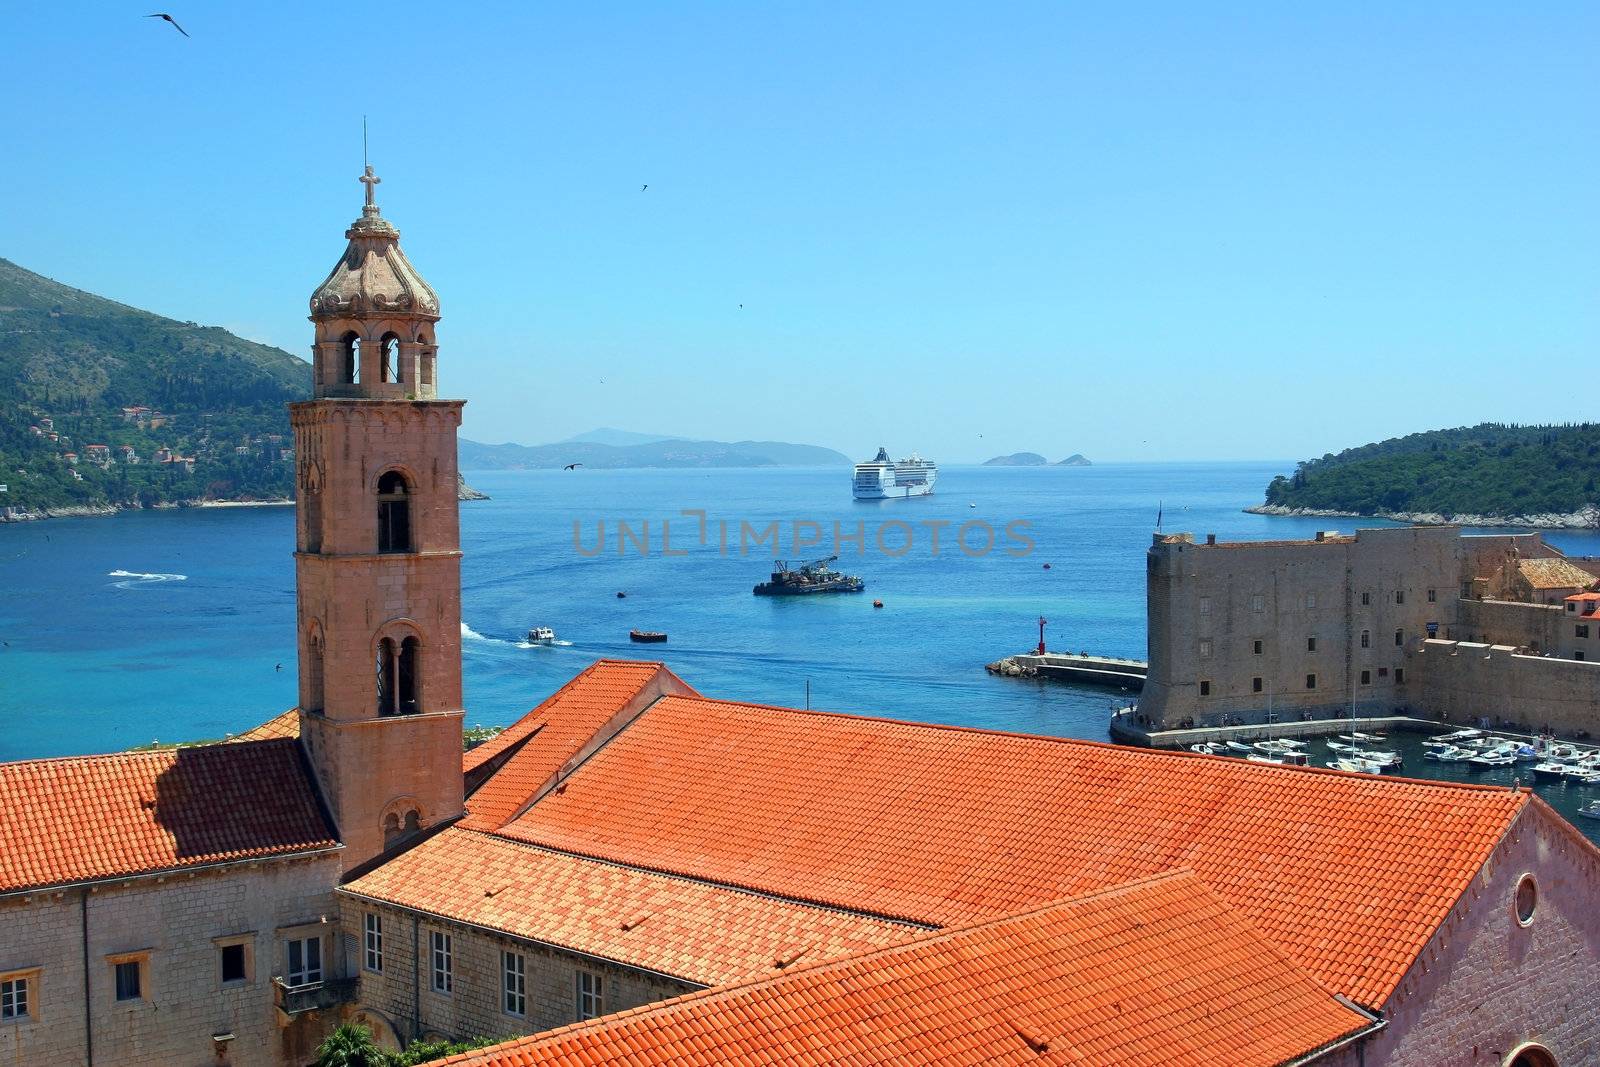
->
<box><xmin>1251</xmin><ymin>423</ymin><xmax>1600</xmax><ymax>528</ymax></box>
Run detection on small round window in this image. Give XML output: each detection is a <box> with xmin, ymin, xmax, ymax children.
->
<box><xmin>1514</xmin><ymin>874</ymin><xmax>1537</xmax><ymax>926</ymax></box>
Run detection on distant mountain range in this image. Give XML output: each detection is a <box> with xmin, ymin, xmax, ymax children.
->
<box><xmin>460</xmin><ymin>434</ymin><xmax>850</xmax><ymax>470</ymax></box>
<box><xmin>982</xmin><ymin>452</ymin><xmax>1092</xmax><ymax>467</ymax></box>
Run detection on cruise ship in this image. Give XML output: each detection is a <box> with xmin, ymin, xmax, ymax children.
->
<box><xmin>853</xmin><ymin>446</ymin><xmax>937</xmax><ymax>500</ymax></box>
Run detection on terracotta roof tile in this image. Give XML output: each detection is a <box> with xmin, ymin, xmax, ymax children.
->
<box><xmin>342</xmin><ymin>827</ymin><xmax>916</xmax><ymax>985</ymax></box>
<box><xmin>230</xmin><ymin>708</ymin><xmax>300</xmax><ymax>743</ymax></box>
<box><xmin>0</xmin><ymin>739</ymin><xmax>339</xmax><ymax>893</ymax></box>
<box><xmin>494</xmin><ymin>692</ymin><xmax>1527</xmax><ymax>1005</ymax></box>
<box><xmin>429</xmin><ymin>869</ymin><xmax>1375</xmax><ymax>1067</ymax></box>
<box><xmin>462</xmin><ymin>660</ymin><xmax>690</xmax><ymax>830</ymax></box>
<box><xmin>1518</xmin><ymin>557</ymin><xmax>1597</xmax><ymax>589</ymax></box>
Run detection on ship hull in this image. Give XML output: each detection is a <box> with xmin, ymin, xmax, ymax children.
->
<box><xmin>852</xmin><ymin>480</ymin><xmax>935</xmax><ymax>500</ymax></box>
<box><xmin>753</xmin><ymin>579</ymin><xmax>866</xmax><ymax>595</ymax></box>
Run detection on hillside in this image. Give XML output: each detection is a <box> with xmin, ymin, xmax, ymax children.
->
<box><xmin>0</xmin><ymin>258</ymin><xmax>311</xmax><ymax>515</ymax></box>
<box><xmin>983</xmin><ymin>452</ymin><xmax>1048</xmax><ymax>466</ymax></box>
<box><xmin>1056</xmin><ymin>454</ymin><xmax>1091</xmax><ymax>467</ymax></box>
<box><xmin>1256</xmin><ymin>423</ymin><xmax>1600</xmax><ymax>525</ymax></box>
<box><xmin>460</xmin><ymin>435</ymin><xmax>849</xmax><ymax>470</ymax></box>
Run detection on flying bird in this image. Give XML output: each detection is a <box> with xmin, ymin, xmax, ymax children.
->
<box><xmin>563</xmin><ymin>463</ymin><xmax>582</xmax><ymax>471</ymax></box>
<box><xmin>146</xmin><ymin>12</ymin><xmax>190</xmax><ymax>36</ymax></box>
<box><xmin>641</xmin><ymin>184</ymin><xmax>648</xmax><ymax>192</ymax></box>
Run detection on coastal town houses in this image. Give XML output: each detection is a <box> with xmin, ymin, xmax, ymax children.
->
<box><xmin>2</xmin><ymin>174</ymin><xmax>1598</xmax><ymax>1067</ymax></box>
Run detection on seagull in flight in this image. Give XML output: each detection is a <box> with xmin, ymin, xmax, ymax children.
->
<box><xmin>146</xmin><ymin>12</ymin><xmax>190</xmax><ymax>36</ymax></box>
<box><xmin>563</xmin><ymin>463</ymin><xmax>583</xmax><ymax>471</ymax></box>
<box><xmin>641</xmin><ymin>184</ymin><xmax>648</xmax><ymax>192</ymax></box>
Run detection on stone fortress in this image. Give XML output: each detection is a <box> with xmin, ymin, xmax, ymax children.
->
<box><xmin>1140</xmin><ymin>524</ymin><xmax>1600</xmax><ymax>737</ymax></box>
<box><xmin>1</xmin><ymin>174</ymin><xmax>1597</xmax><ymax>1067</ymax></box>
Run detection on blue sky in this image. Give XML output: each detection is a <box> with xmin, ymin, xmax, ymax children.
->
<box><xmin>1</xmin><ymin>2</ymin><xmax>1595</xmax><ymax>462</ymax></box>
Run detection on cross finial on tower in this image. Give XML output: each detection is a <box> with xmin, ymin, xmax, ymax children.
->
<box><xmin>360</xmin><ymin>165</ymin><xmax>382</xmax><ymax>212</ymax></box>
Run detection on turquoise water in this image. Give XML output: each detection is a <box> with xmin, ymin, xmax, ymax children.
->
<box><xmin>3</xmin><ymin>461</ymin><xmax>1599</xmax><ymax>837</ymax></box>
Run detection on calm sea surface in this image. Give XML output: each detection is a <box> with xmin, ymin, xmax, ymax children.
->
<box><xmin>4</xmin><ymin>461</ymin><xmax>1598</xmax><ymax>838</ymax></box>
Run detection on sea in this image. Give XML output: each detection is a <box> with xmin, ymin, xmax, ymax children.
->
<box><xmin>4</xmin><ymin>460</ymin><xmax>1599</xmax><ymax>839</ymax></box>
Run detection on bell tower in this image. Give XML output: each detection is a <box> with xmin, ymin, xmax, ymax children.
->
<box><xmin>292</xmin><ymin>166</ymin><xmax>465</xmax><ymax>873</ymax></box>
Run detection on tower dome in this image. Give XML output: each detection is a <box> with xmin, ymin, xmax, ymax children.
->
<box><xmin>308</xmin><ymin>166</ymin><xmax>442</xmax><ymax>399</ymax></box>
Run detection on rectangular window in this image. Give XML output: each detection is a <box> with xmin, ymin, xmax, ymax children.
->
<box><xmin>1305</xmin><ymin>674</ymin><xmax>1317</xmax><ymax>690</ymax></box>
<box><xmin>1198</xmin><ymin>639</ymin><xmax>1212</xmax><ymax>658</ymax></box>
<box><xmin>1199</xmin><ymin>679</ymin><xmax>1211</xmax><ymax>697</ymax></box>
<box><xmin>576</xmin><ymin>971</ymin><xmax>604</xmax><ymax>1021</ymax></box>
<box><xmin>1252</xmin><ymin>639</ymin><xmax>1263</xmax><ymax>655</ymax></box>
<box><xmin>1251</xmin><ymin>594</ymin><xmax>1265</xmax><ymax>612</ymax></box>
<box><xmin>1378</xmin><ymin>666</ymin><xmax>1389</xmax><ymax>677</ymax></box>
<box><xmin>285</xmin><ymin>937</ymin><xmax>322</xmax><ymax>988</ymax></box>
<box><xmin>430</xmin><ymin>932</ymin><xmax>452</xmax><ymax>994</ymax></box>
<box><xmin>364</xmin><ymin>914</ymin><xmax>383</xmax><ymax>974</ymax></box>
<box><xmin>1568</xmin><ymin>601</ymin><xmax>1578</xmax><ymax>612</ymax></box>
<box><xmin>220</xmin><ymin>944</ymin><xmax>246</xmax><ymax>985</ymax></box>
<box><xmin>1198</xmin><ymin>597</ymin><xmax>1211</xmax><ymax>616</ymax></box>
<box><xmin>114</xmin><ymin>961</ymin><xmax>142</xmax><ymax>1002</ymax></box>
<box><xmin>1427</xmin><ymin>588</ymin><xmax>1436</xmax><ymax>603</ymax></box>
<box><xmin>1361</xmin><ymin>591</ymin><xmax>1371</xmax><ymax>606</ymax></box>
<box><xmin>1360</xmin><ymin>670</ymin><xmax>1371</xmax><ymax>686</ymax></box>
<box><xmin>1305</xmin><ymin>592</ymin><xmax>1317</xmax><ymax>610</ymax></box>
<box><xmin>502</xmin><ymin>951</ymin><xmax>526</xmax><ymax>1017</ymax></box>
<box><xmin>1577</xmin><ymin>651</ymin><xmax>1587</xmax><ymax>662</ymax></box>
<box><xmin>1306</xmin><ymin>636</ymin><xmax>1317</xmax><ymax>652</ymax></box>
<box><xmin>1252</xmin><ymin>677</ymin><xmax>1263</xmax><ymax>693</ymax></box>
<box><xmin>1578</xmin><ymin>625</ymin><xmax>1590</xmax><ymax>639</ymax></box>
<box><xmin>1395</xmin><ymin>590</ymin><xmax>1405</xmax><ymax>605</ymax></box>
<box><xmin>0</xmin><ymin>976</ymin><xmax>29</xmax><ymax>1022</ymax></box>
<box><xmin>1360</xmin><ymin>630</ymin><xmax>1370</xmax><ymax>649</ymax></box>
<box><xmin>1395</xmin><ymin>629</ymin><xmax>1404</xmax><ymax>647</ymax></box>
<box><xmin>1394</xmin><ymin>668</ymin><xmax>1405</xmax><ymax>684</ymax></box>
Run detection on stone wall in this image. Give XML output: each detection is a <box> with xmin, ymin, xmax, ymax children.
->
<box><xmin>338</xmin><ymin>896</ymin><xmax>695</xmax><ymax>1049</ymax></box>
<box><xmin>1368</xmin><ymin>803</ymin><xmax>1600</xmax><ymax>1067</ymax></box>
<box><xmin>0</xmin><ymin>852</ymin><xmax>342</xmax><ymax>1067</ymax></box>
<box><xmin>1452</xmin><ymin>598</ymin><xmax>1566</xmax><ymax>653</ymax></box>
<box><xmin>1411</xmin><ymin>639</ymin><xmax>1600</xmax><ymax>739</ymax></box>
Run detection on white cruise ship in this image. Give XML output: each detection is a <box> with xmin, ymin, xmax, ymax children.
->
<box><xmin>853</xmin><ymin>447</ymin><xmax>937</xmax><ymax>499</ymax></box>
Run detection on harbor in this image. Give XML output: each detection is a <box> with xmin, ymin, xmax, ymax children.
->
<box><xmin>987</xmin><ymin>651</ymin><xmax>1146</xmax><ymax>688</ymax></box>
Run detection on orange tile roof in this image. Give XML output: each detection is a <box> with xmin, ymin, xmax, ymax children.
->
<box><xmin>230</xmin><ymin>708</ymin><xmax>300</xmax><ymax>743</ymax></box>
<box><xmin>1518</xmin><ymin>556</ymin><xmax>1598</xmax><ymax>589</ymax></box>
<box><xmin>429</xmin><ymin>869</ymin><xmax>1375</xmax><ymax>1067</ymax></box>
<box><xmin>341</xmin><ymin>827</ymin><xmax>916</xmax><ymax>986</ymax></box>
<box><xmin>0</xmin><ymin>739</ymin><xmax>339</xmax><ymax>894</ymax></box>
<box><xmin>491</xmin><ymin>693</ymin><xmax>1527</xmax><ymax>1005</ymax></box>
<box><xmin>462</xmin><ymin>660</ymin><xmax>690</xmax><ymax>830</ymax></box>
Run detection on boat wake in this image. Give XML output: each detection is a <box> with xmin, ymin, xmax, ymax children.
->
<box><xmin>108</xmin><ymin>569</ymin><xmax>188</xmax><ymax>588</ymax></box>
<box><xmin>462</xmin><ymin>623</ymin><xmax>573</xmax><ymax>649</ymax></box>
<box><xmin>516</xmin><ymin>639</ymin><xmax>575</xmax><ymax>649</ymax></box>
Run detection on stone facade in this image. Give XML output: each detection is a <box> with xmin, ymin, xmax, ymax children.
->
<box><xmin>1142</xmin><ymin>525</ymin><xmax>1600</xmax><ymax>731</ymax></box>
<box><xmin>1413</xmin><ymin>640</ymin><xmax>1600</xmax><ymax>740</ymax></box>
<box><xmin>337</xmin><ymin>897</ymin><xmax>694</xmax><ymax>1048</ymax></box>
<box><xmin>1366</xmin><ymin>804</ymin><xmax>1600</xmax><ymax>1066</ymax></box>
<box><xmin>0</xmin><ymin>852</ymin><xmax>342</xmax><ymax>1067</ymax></box>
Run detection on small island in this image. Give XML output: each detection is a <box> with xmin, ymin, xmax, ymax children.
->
<box><xmin>1250</xmin><ymin>422</ymin><xmax>1600</xmax><ymax>528</ymax></box>
<box><xmin>982</xmin><ymin>452</ymin><xmax>1091</xmax><ymax>467</ymax></box>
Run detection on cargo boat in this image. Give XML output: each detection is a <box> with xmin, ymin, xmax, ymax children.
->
<box><xmin>753</xmin><ymin>556</ymin><xmax>865</xmax><ymax>596</ymax></box>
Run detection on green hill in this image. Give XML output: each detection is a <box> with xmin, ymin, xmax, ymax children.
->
<box><xmin>1260</xmin><ymin>423</ymin><xmax>1600</xmax><ymax>520</ymax></box>
<box><xmin>0</xmin><ymin>257</ymin><xmax>311</xmax><ymax>515</ymax></box>
<box><xmin>459</xmin><ymin>435</ymin><xmax>849</xmax><ymax>469</ymax></box>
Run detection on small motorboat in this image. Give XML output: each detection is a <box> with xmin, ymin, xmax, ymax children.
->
<box><xmin>1190</xmin><ymin>742</ymin><xmax>1227</xmax><ymax>755</ymax></box>
<box><xmin>1425</xmin><ymin>745</ymin><xmax>1464</xmax><ymax>762</ymax></box>
<box><xmin>1253</xmin><ymin>740</ymin><xmax>1300</xmax><ymax>755</ymax></box>
<box><xmin>1438</xmin><ymin>728</ymin><xmax>1483</xmax><ymax>742</ymax></box>
<box><xmin>616</xmin><ymin>591</ymin><xmax>627</xmax><ymax>599</ymax></box>
<box><xmin>525</xmin><ymin>626</ymin><xmax>555</xmax><ymax>645</ymax></box>
<box><xmin>1513</xmin><ymin>745</ymin><xmax>1539</xmax><ymax>763</ymax></box>
<box><xmin>872</xmin><ymin>599</ymin><xmax>884</xmax><ymax>609</ymax></box>
<box><xmin>1468</xmin><ymin>751</ymin><xmax>1516</xmax><ymax>768</ymax></box>
<box><xmin>1531</xmin><ymin>762</ymin><xmax>1569</xmax><ymax>782</ymax></box>
<box><xmin>629</xmin><ymin>629</ymin><xmax>667</xmax><ymax>643</ymax></box>
<box><xmin>1327</xmin><ymin>758</ymin><xmax>1374</xmax><ymax>773</ymax></box>
<box><xmin>1225</xmin><ymin>741</ymin><xmax>1254</xmax><ymax>754</ymax></box>
<box><xmin>1246</xmin><ymin>754</ymin><xmax>1283</xmax><ymax>765</ymax></box>
<box><xmin>1338</xmin><ymin>732</ymin><xmax>1386</xmax><ymax>743</ymax></box>
<box><xmin>1579</xmin><ymin>801</ymin><xmax>1600</xmax><ymax>820</ymax></box>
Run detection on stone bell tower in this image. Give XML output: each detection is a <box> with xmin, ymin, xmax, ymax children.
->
<box><xmin>292</xmin><ymin>166</ymin><xmax>465</xmax><ymax>873</ymax></box>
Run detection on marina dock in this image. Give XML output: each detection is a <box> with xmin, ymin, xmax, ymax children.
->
<box><xmin>1110</xmin><ymin>709</ymin><xmax>1443</xmax><ymax>750</ymax></box>
<box><xmin>987</xmin><ymin>652</ymin><xmax>1147</xmax><ymax>689</ymax></box>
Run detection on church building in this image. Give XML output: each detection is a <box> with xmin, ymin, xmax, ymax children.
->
<box><xmin>2</xmin><ymin>175</ymin><xmax>1597</xmax><ymax>1067</ymax></box>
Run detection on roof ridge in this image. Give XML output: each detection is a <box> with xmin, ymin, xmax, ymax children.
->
<box><xmin>0</xmin><ymin>736</ymin><xmax>295</xmax><ymax>770</ymax></box>
<box><xmin>435</xmin><ymin>867</ymin><xmax>1353</xmax><ymax>1066</ymax></box>
<box><xmin>470</xmin><ymin>827</ymin><xmax>932</xmax><ymax>929</ymax></box>
<box><xmin>648</xmin><ymin>694</ymin><xmax>1535</xmax><ymax>797</ymax></box>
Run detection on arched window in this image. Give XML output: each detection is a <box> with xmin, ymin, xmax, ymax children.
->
<box><xmin>305</xmin><ymin>624</ymin><xmax>325</xmax><ymax>713</ymax></box>
<box><xmin>341</xmin><ymin>332</ymin><xmax>361</xmax><ymax>385</ymax></box>
<box><xmin>377</xmin><ymin>471</ymin><xmax>412</xmax><ymax>554</ymax></box>
<box><xmin>383</xmin><ymin>813</ymin><xmax>401</xmax><ymax>848</ymax></box>
<box><xmin>376</xmin><ymin>637</ymin><xmax>397</xmax><ymax>716</ymax></box>
<box><xmin>380</xmin><ymin>333</ymin><xmax>401</xmax><ymax>384</ymax></box>
<box><xmin>398</xmin><ymin>636</ymin><xmax>420</xmax><ymax>714</ymax></box>
<box><xmin>402</xmin><ymin>809</ymin><xmax>420</xmax><ymax>835</ymax></box>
